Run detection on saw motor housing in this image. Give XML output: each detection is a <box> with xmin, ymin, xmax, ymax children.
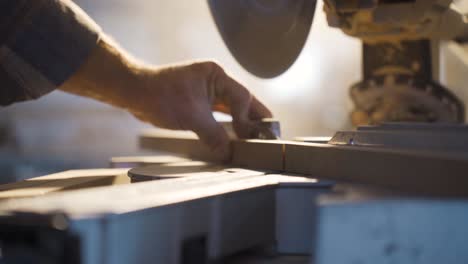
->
<box><xmin>209</xmin><ymin>0</ymin><xmax>468</xmax><ymax>125</ymax></box>
<box><xmin>324</xmin><ymin>0</ymin><xmax>468</xmax><ymax>125</ymax></box>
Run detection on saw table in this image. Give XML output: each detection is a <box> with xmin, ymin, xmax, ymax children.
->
<box><xmin>0</xmin><ymin>123</ymin><xmax>468</xmax><ymax>264</ymax></box>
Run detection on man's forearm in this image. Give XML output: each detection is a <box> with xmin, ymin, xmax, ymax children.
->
<box><xmin>59</xmin><ymin>36</ymin><xmax>141</xmax><ymax>110</ymax></box>
<box><xmin>1</xmin><ymin>0</ymin><xmax>273</xmax><ymax>159</ymax></box>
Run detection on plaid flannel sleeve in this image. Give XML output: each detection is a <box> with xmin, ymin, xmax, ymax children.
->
<box><xmin>0</xmin><ymin>0</ymin><xmax>100</xmax><ymax>106</ymax></box>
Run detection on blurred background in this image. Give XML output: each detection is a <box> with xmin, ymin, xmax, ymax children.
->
<box><xmin>1</xmin><ymin>0</ymin><xmax>468</xmax><ymax>182</ymax></box>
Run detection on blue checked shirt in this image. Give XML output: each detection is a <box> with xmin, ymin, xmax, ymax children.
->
<box><xmin>0</xmin><ymin>0</ymin><xmax>100</xmax><ymax>106</ymax></box>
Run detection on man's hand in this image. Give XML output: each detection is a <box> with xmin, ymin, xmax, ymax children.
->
<box><xmin>60</xmin><ymin>37</ymin><xmax>272</xmax><ymax>160</ymax></box>
<box><xmin>129</xmin><ymin>62</ymin><xmax>272</xmax><ymax>157</ymax></box>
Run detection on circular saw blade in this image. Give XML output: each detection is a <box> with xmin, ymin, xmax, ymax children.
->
<box><xmin>209</xmin><ymin>0</ymin><xmax>316</xmax><ymax>78</ymax></box>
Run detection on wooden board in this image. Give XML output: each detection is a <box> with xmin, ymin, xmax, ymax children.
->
<box><xmin>0</xmin><ymin>171</ymin><xmax>281</xmax><ymax>217</ymax></box>
<box><xmin>140</xmin><ymin>130</ymin><xmax>221</xmax><ymax>162</ymax></box>
<box><xmin>140</xmin><ymin>131</ymin><xmax>468</xmax><ymax>197</ymax></box>
<box><xmin>232</xmin><ymin>140</ymin><xmax>285</xmax><ymax>171</ymax></box>
<box><xmin>285</xmin><ymin>142</ymin><xmax>468</xmax><ymax>197</ymax></box>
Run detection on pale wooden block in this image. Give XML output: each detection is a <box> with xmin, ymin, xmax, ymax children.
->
<box><xmin>0</xmin><ymin>168</ymin><xmax>130</xmax><ymax>192</ymax></box>
<box><xmin>0</xmin><ymin>171</ymin><xmax>274</xmax><ymax>217</ymax></box>
<box><xmin>0</xmin><ymin>168</ymin><xmax>131</xmax><ymax>199</ymax></box>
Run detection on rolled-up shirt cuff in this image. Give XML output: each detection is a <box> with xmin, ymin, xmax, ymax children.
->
<box><xmin>0</xmin><ymin>0</ymin><xmax>101</xmax><ymax>106</ymax></box>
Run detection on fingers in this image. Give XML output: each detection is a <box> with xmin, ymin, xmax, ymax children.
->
<box><xmin>189</xmin><ymin>105</ymin><xmax>231</xmax><ymax>162</ymax></box>
<box><xmin>214</xmin><ymin>94</ymin><xmax>272</xmax><ymax>120</ymax></box>
<box><xmin>213</xmin><ymin>68</ymin><xmax>273</xmax><ymax>138</ymax></box>
<box><xmin>249</xmin><ymin>96</ymin><xmax>273</xmax><ymax>120</ymax></box>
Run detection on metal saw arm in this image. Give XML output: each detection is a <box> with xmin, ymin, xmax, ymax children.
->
<box><xmin>324</xmin><ymin>0</ymin><xmax>468</xmax><ymax>43</ymax></box>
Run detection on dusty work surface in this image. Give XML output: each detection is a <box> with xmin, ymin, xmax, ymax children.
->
<box><xmin>1</xmin><ymin>150</ymin><xmax>466</xmax><ymax>263</ymax></box>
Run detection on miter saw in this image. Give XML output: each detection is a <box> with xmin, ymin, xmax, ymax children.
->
<box><xmin>208</xmin><ymin>0</ymin><xmax>468</xmax><ymax>126</ymax></box>
<box><xmin>4</xmin><ymin>2</ymin><xmax>468</xmax><ymax>263</ymax></box>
